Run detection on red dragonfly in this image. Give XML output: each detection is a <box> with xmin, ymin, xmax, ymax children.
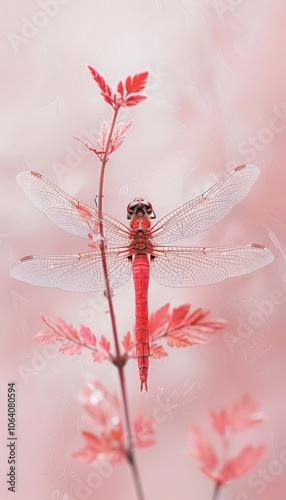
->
<box><xmin>10</xmin><ymin>165</ymin><xmax>273</xmax><ymax>390</ymax></box>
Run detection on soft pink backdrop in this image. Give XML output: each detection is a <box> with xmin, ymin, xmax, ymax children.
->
<box><xmin>1</xmin><ymin>1</ymin><xmax>286</xmax><ymax>499</ymax></box>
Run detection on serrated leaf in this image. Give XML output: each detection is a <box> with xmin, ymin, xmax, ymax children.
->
<box><xmin>210</xmin><ymin>410</ymin><xmax>229</xmax><ymax>437</ymax></box>
<box><xmin>166</xmin><ymin>330</ymin><xmax>193</xmax><ymax>348</ymax></box>
<box><xmin>87</xmin><ymin>66</ymin><xmax>112</xmax><ymax>97</ymax></box>
<box><xmin>92</xmin><ymin>351</ymin><xmax>108</xmax><ymax>364</ymax></box>
<box><xmin>117</xmin><ymin>80</ymin><xmax>124</xmax><ymax>95</ymax></box>
<box><xmin>125</xmin><ymin>72</ymin><xmax>149</xmax><ymax>93</ymax></box>
<box><xmin>228</xmin><ymin>395</ymin><xmax>264</xmax><ymax>432</ymax></box>
<box><xmin>33</xmin><ymin>331</ymin><xmax>59</xmax><ymax>344</ymax></box>
<box><xmin>99</xmin><ymin>335</ymin><xmax>110</xmax><ymax>353</ymax></box>
<box><xmin>58</xmin><ymin>343</ymin><xmax>82</xmax><ymax>355</ymax></box>
<box><xmin>220</xmin><ymin>445</ymin><xmax>266</xmax><ymax>481</ymax></box>
<box><xmin>110</xmin><ymin>120</ymin><xmax>133</xmax><ymax>153</ymax></box>
<box><xmin>149</xmin><ymin>343</ymin><xmax>168</xmax><ymax>359</ymax></box>
<box><xmin>122</xmin><ymin>331</ymin><xmax>135</xmax><ymax>353</ymax></box>
<box><xmin>73</xmin><ymin>135</ymin><xmax>98</xmax><ymax>154</ymax></box>
<box><xmin>124</xmin><ymin>95</ymin><xmax>147</xmax><ymax>106</ymax></box>
<box><xmin>189</xmin><ymin>425</ymin><xmax>218</xmax><ymax>471</ymax></box>
<box><xmin>79</xmin><ymin>325</ymin><xmax>96</xmax><ymax>346</ymax></box>
<box><xmin>57</xmin><ymin>318</ymin><xmax>80</xmax><ymax>342</ymax></box>
<box><xmin>96</xmin><ymin>121</ymin><xmax>110</xmax><ymax>152</ymax></box>
<box><xmin>170</xmin><ymin>326</ymin><xmax>212</xmax><ymax>345</ymax></box>
<box><xmin>168</xmin><ymin>304</ymin><xmax>190</xmax><ymax>330</ymax></box>
<box><xmin>40</xmin><ymin>314</ymin><xmax>58</xmax><ymax>330</ymax></box>
<box><xmin>185</xmin><ymin>307</ymin><xmax>208</xmax><ymax>325</ymax></box>
<box><xmin>133</xmin><ymin>414</ymin><xmax>156</xmax><ymax>448</ymax></box>
<box><xmin>149</xmin><ymin>303</ymin><xmax>170</xmax><ymax>340</ymax></box>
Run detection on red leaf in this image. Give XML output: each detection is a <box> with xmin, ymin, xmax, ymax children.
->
<box><xmin>103</xmin><ymin>95</ymin><xmax>115</xmax><ymax>107</ymax></box>
<box><xmin>81</xmin><ymin>430</ymin><xmax>107</xmax><ymax>451</ymax></box>
<box><xmin>210</xmin><ymin>410</ymin><xmax>229</xmax><ymax>437</ymax></box>
<box><xmin>172</xmin><ymin>327</ymin><xmax>213</xmax><ymax>346</ymax></box>
<box><xmin>58</xmin><ymin>343</ymin><xmax>82</xmax><ymax>355</ymax></box>
<box><xmin>149</xmin><ymin>343</ymin><xmax>168</xmax><ymax>359</ymax></box>
<box><xmin>124</xmin><ymin>95</ymin><xmax>147</xmax><ymax>106</ymax></box>
<box><xmin>72</xmin><ymin>431</ymin><xmax>112</xmax><ymax>464</ymax></box>
<box><xmin>73</xmin><ymin>135</ymin><xmax>99</xmax><ymax>154</ymax></box>
<box><xmin>73</xmin><ymin>430</ymin><xmax>125</xmax><ymax>465</ymax></box>
<box><xmin>191</xmin><ymin>321</ymin><xmax>227</xmax><ymax>334</ymax></box>
<box><xmin>163</xmin><ymin>304</ymin><xmax>225</xmax><ymax>347</ymax></box>
<box><xmin>125</xmin><ymin>71</ymin><xmax>149</xmax><ymax>93</ymax></box>
<box><xmin>202</xmin><ymin>318</ymin><xmax>227</xmax><ymax>331</ymax></box>
<box><xmin>33</xmin><ymin>331</ymin><xmax>59</xmax><ymax>344</ymax></box>
<box><xmin>109</xmin><ymin>120</ymin><xmax>133</xmax><ymax>153</ymax></box>
<box><xmin>92</xmin><ymin>351</ymin><xmax>108</xmax><ymax>363</ymax></box>
<box><xmin>117</xmin><ymin>80</ymin><xmax>124</xmax><ymax>96</ymax></box>
<box><xmin>133</xmin><ymin>414</ymin><xmax>156</xmax><ymax>447</ymax></box>
<box><xmin>220</xmin><ymin>445</ymin><xmax>266</xmax><ymax>482</ymax></box>
<box><xmin>72</xmin><ymin>382</ymin><xmax>127</xmax><ymax>465</ymax></box>
<box><xmin>99</xmin><ymin>335</ymin><xmax>110</xmax><ymax>353</ymax></box>
<box><xmin>40</xmin><ymin>314</ymin><xmax>58</xmax><ymax>331</ymax></box>
<box><xmin>194</xmin><ymin>315</ymin><xmax>227</xmax><ymax>333</ymax></box>
<box><xmin>97</xmin><ymin>120</ymin><xmax>133</xmax><ymax>155</ymax></box>
<box><xmin>40</xmin><ymin>315</ymin><xmax>80</xmax><ymax>342</ymax></box>
<box><xmin>96</xmin><ymin>121</ymin><xmax>110</xmax><ymax>153</ymax></box>
<box><xmin>185</xmin><ymin>307</ymin><xmax>209</xmax><ymax>325</ymax></box>
<box><xmin>228</xmin><ymin>395</ymin><xmax>263</xmax><ymax>432</ymax></box>
<box><xmin>87</xmin><ymin>67</ymin><xmax>148</xmax><ymax>108</ymax></box>
<box><xmin>57</xmin><ymin>318</ymin><xmax>80</xmax><ymax>342</ymax></box>
<box><xmin>188</xmin><ymin>395</ymin><xmax>266</xmax><ymax>485</ymax></box>
<box><xmin>71</xmin><ymin>447</ymin><xmax>97</xmax><ymax>464</ymax></box>
<box><xmin>166</xmin><ymin>330</ymin><xmax>193</xmax><ymax>348</ymax></box>
<box><xmin>79</xmin><ymin>325</ymin><xmax>96</xmax><ymax>346</ymax></box>
<box><xmin>168</xmin><ymin>304</ymin><xmax>190</xmax><ymax>330</ymax></box>
<box><xmin>87</xmin><ymin>66</ymin><xmax>112</xmax><ymax>98</ymax></box>
<box><xmin>122</xmin><ymin>331</ymin><xmax>135</xmax><ymax>353</ymax></box>
<box><xmin>149</xmin><ymin>303</ymin><xmax>170</xmax><ymax>340</ymax></box>
<box><xmin>83</xmin><ymin>380</ymin><xmax>121</xmax><ymax>423</ymax></box>
<box><xmin>189</xmin><ymin>425</ymin><xmax>218</xmax><ymax>471</ymax></box>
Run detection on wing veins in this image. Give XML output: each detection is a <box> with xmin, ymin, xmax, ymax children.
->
<box><xmin>151</xmin><ymin>244</ymin><xmax>273</xmax><ymax>287</ymax></box>
<box><xmin>16</xmin><ymin>171</ymin><xmax>130</xmax><ymax>246</ymax></box>
<box><xmin>151</xmin><ymin>165</ymin><xmax>260</xmax><ymax>244</ymax></box>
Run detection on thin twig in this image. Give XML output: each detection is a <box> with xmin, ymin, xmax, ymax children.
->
<box><xmin>96</xmin><ymin>105</ymin><xmax>145</xmax><ymax>500</ymax></box>
<box><xmin>212</xmin><ymin>482</ymin><xmax>222</xmax><ymax>500</ymax></box>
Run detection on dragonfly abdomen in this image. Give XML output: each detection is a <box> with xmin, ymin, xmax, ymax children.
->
<box><xmin>132</xmin><ymin>253</ymin><xmax>150</xmax><ymax>391</ymax></box>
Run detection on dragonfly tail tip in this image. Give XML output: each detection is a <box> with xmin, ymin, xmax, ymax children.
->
<box><xmin>140</xmin><ymin>381</ymin><xmax>148</xmax><ymax>392</ymax></box>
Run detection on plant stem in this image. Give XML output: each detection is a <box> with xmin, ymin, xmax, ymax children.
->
<box><xmin>97</xmin><ymin>106</ymin><xmax>145</xmax><ymax>500</ymax></box>
<box><xmin>212</xmin><ymin>482</ymin><xmax>222</xmax><ymax>500</ymax></box>
<box><xmin>97</xmin><ymin>105</ymin><xmax>121</xmax><ymax>370</ymax></box>
<box><xmin>119</xmin><ymin>367</ymin><xmax>145</xmax><ymax>500</ymax></box>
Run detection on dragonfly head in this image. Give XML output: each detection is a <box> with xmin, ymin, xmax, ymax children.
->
<box><xmin>127</xmin><ymin>198</ymin><xmax>156</xmax><ymax>220</ymax></box>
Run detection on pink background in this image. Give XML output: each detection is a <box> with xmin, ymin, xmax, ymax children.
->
<box><xmin>1</xmin><ymin>1</ymin><xmax>286</xmax><ymax>499</ymax></box>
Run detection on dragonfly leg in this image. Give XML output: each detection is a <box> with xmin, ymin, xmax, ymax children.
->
<box><xmin>94</xmin><ymin>194</ymin><xmax>104</xmax><ymax>207</ymax></box>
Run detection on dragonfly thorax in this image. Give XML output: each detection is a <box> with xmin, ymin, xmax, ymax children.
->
<box><xmin>131</xmin><ymin>229</ymin><xmax>152</xmax><ymax>254</ymax></box>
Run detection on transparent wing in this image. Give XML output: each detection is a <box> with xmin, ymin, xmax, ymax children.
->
<box><xmin>10</xmin><ymin>247</ymin><xmax>132</xmax><ymax>292</ymax></box>
<box><xmin>151</xmin><ymin>244</ymin><xmax>273</xmax><ymax>287</ymax></box>
<box><xmin>151</xmin><ymin>165</ymin><xmax>260</xmax><ymax>244</ymax></box>
<box><xmin>16</xmin><ymin>171</ymin><xmax>130</xmax><ymax>246</ymax></box>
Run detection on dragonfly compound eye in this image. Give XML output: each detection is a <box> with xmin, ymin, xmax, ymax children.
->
<box><xmin>126</xmin><ymin>199</ymin><xmax>154</xmax><ymax>219</ymax></box>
